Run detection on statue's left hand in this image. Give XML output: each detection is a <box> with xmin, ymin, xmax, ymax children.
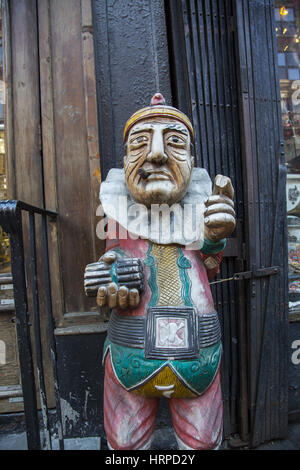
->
<box><xmin>204</xmin><ymin>175</ymin><xmax>236</xmax><ymax>242</ymax></box>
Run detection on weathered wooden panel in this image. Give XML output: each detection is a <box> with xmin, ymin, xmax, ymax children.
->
<box><xmin>2</xmin><ymin>0</ymin><xmax>103</xmax><ymax>422</ymax></box>
<box><xmin>37</xmin><ymin>0</ymin><xmax>64</xmax><ymax>328</ymax></box>
<box><xmin>81</xmin><ymin>0</ymin><xmax>103</xmax><ymax>264</ymax></box>
<box><xmin>35</xmin><ymin>0</ymin><xmax>103</xmax><ymax>319</ymax></box>
<box><xmin>10</xmin><ymin>0</ymin><xmax>43</xmax><ymax>206</ymax></box>
<box><xmin>48</xmin><ymin>0</ymin><xmax>96</xmax><ymax>314</ymax></box>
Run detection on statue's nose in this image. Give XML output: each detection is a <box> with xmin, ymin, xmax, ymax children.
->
<box><xmin>147</xmin><ymin>130</ymin><xmax>168</xmax><ymax>164</ymax></box>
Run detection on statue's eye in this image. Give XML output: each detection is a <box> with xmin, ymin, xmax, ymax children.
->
<box><xmin>166</xmin><ymin>134</ymin><xmax>185</xmax><ymax>145</ymax></box>
<box><xmin>130</xmin><ymin>135</ymin><xmax>148</xmax><ymax>145</ymax></box>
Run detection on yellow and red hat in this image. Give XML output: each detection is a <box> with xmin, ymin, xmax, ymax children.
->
<box><xmin>123</xmin><ymin>93</ymin><xmax>194</xmax><ymax>143</ymax></box>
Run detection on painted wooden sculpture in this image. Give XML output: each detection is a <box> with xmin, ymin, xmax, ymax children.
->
<box><xmin>84</xmin><ymin>93</ymin><xmax>236</xmax><ymax>450</ymax></box>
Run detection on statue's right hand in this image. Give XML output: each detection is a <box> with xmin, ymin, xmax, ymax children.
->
<box><xmin>97</xmin><ymin>283</ymin><xmax>140</xmax><ymax>310</ymax></box>
<box><xmin>84</xmin><ymin>250</ymin><xmax>143</xmax><ymax>309</ymax></box>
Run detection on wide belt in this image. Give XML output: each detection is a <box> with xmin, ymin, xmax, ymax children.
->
<box><xmin>107</xmin><ymin>307</ymin><xmax>221</xmax><ymax>360</ymax></box>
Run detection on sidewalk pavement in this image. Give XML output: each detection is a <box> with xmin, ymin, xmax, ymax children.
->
<box><xmin>0</xmin><ymin>421</ymin><xmax>300</xmax><ymax>450</ymax></box>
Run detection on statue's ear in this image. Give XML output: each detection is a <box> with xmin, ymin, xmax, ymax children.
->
<box><xmin>190</xmin><ymin>141</ymin><xmax>195</xmax><ymax>170</ymax></box>
<box><xmin>191</xmin><ymin>155</ymin><xmax>195</xmax><ymax>169</ymax></box>
<box><xmin>123</xmin><ymin>141</ymin><xmax>128</xmax><ymax>168</ymax></box>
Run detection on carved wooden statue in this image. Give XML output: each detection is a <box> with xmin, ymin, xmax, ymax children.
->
<box><xmin>84</xmin><ymin>93</ymin><xmax>236</xmax><ymax>450</ymax></box>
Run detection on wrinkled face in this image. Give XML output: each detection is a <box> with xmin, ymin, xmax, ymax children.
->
<box><xmin>124</xmin><ymin>118</ymin><xmax>194</xmax><ymax>207</ymax></box>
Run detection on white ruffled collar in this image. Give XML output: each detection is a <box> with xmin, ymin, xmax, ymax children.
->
<box><xmin>99</xmin><ymin>168</ymin><xmax>212</xmax><ymax>249</ymax></box>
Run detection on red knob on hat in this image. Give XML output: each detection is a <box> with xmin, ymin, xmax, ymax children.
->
<box><xmin>150</xmin><ymin>93</ymin><xmax>166</xmax><ymax>106</ymax></box>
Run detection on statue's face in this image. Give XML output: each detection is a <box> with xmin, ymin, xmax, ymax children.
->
<box><xmin>124</xmin><ymin>117</ymin><xmax>194</xmax><ymax>207</ymax></box>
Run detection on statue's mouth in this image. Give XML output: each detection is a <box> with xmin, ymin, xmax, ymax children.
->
<box><xmin>138</xmin><ymin>168</ymin><xmax>172</xmax><ymax>182</ymax></box>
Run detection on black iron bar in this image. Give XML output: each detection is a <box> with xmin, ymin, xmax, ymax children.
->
<box><xmin>18</xmin><ymin>200</ymin><xmax>57</xmax><ymax>218</ymax></box>
<box><xmin>41</xmin><ymin>213</ymin><xmax>64</xmax><ymax>450</ymax></box>
<box><xmin>0</xmin><ymin>203</ymin><xmax>41</xmax><ymax>449</ymax></box>
<box><xmin>0</xmin><ymin>199</ymin><xmax>57</xmax><ymax>218</ymax></box>
<box><xmin>29</xmin><ymin>211</ymin><xmax>52</xmax><ymax>450</ymax></box>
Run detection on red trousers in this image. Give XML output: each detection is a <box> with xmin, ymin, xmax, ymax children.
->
<box><xmin>104</xmin><ymin>353</ymin><xmax>223</xmax><ymax>450</ymax></box>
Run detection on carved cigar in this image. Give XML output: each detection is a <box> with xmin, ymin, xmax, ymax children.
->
<box><xmin>213</xmin><ymin>174</ymin><xmax>234</xmax><ymax>200</ymax></box>
<box><xmin>138</xmin><ymin>168</ymin><xmax>150</xmax><ymax>179</ymax></box>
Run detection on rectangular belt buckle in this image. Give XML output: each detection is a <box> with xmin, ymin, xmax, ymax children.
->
<box><xmin>145</xmin><ymin>306</ymin><xmax>199</xmax><ymax>360</ymax></box>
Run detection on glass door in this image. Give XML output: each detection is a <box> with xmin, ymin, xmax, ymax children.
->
<box><xmin>275</xmin><ymin>2</ymin><xmax>300</xmax><ymax>320</ymax></box>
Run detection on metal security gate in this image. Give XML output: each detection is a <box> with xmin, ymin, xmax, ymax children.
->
<box><xmin>168</xmin><ymin>0</ymin><xmax>248</xmax><ymax>439</ymax></box>
<box><xmin>166</xmin><ymin>0</ymin><xmax>288</xmax><ymax>446</ymax></box>
<box><xmin>165</xmin><ymin>0</ymin><xmax>248</xmax><ymax>441</ymax></box>
<box><xmin>234</xmin><ymin>0</ymin><xmax>289</xmax><ymax>446</ymax></box>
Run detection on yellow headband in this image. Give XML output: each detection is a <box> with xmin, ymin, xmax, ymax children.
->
<box><xmin>123</xmin><ymin>105</ymin><xmax>194</xmax><ymax>143</ymax></box>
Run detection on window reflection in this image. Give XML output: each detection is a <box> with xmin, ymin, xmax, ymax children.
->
<box><xmin>275</xmin><ymin>2</ymin><xmax>300</xmax><ymax>318</ymax></box>
<box><xmin>0</xmin><ymin>1</ymin><xmax>10</xmax><ymax>274</ymax></box>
